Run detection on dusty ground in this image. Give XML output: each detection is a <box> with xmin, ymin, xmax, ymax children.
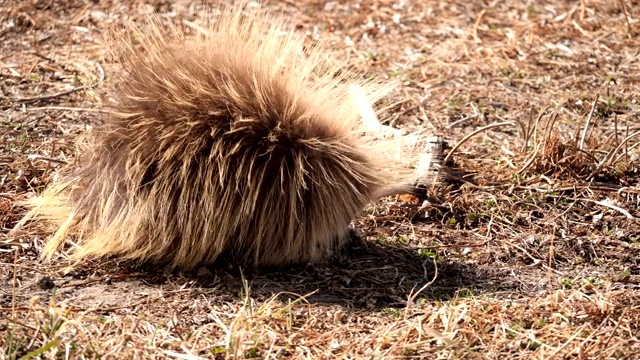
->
<box><xmin>1</xmin><ymin>0</ymin><xmax>640</xmax><ymax>359</ymax></box>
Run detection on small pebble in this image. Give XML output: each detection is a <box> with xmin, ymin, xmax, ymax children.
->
<box><xmin>38</xmin><ymin>276</ymin><xmax>56</xmax><ymax>290</ymax></box>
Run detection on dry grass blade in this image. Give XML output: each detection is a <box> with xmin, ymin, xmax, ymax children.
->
<box><xmin>7</xmin><ymin>62</ymin><xmax>104</xmax><ymax>106</ymax></box>
<box><xmin>579</xmin><ymin>94</ymin><xmax>599</xmax><ymax>150</ymax></box>
<box><xmin>443</xmin><ymin>121</ymin><xmax>515</xmax><ymax>163</ymax></box>
<box><xmin>588</xmin><ymin>129</ymin><xmax>640</xmax><ymax>180</ymax></box>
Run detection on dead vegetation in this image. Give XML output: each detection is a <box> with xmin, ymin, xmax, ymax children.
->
<box><xmin>1</xmin><ymin>0</ymin><xmax>639</xmax><ymax>359</ymax></box>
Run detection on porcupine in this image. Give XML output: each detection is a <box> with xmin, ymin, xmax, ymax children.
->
<box><xmin>14</xmin><ymin>5</ymin><xmax>441</xmax><ymax>271</ymax></box>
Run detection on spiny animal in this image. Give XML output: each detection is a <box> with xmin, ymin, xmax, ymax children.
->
<box><xmin>14</xmin><ymin>5</ymin><xmax>439</xmax><ymax>271</ymax></box>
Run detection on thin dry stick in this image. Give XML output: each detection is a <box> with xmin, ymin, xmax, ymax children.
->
<box><xmin>182</xmin><ymin>18</ymin><xmax>211</xmax><ymax>36</ymax></box>
<box><xmin>377</xmin><ymin>98</ymin><xmax>411</xmax><ymax>116</ymax></box>
<box><xmin>544</xmin><ymin>110</ymin><xmax>560</xmax><ymax>143</ymax></box>
<box><xmin>395</xmin><ymin>93</ymin><xmax>432</xmax><ymax>119</ymax></box>
<box><xmin>525</xmin><ymin>110</ymin><xmax>559</xmax><ymax>173</ymax></box>
<box><xmin>23</xmin><ymin>106</ymin><xmax>112</xmax><ymax>113</ymax></box>
<box><xmin>517</xmin><ymin>144</ymin><xmax>540</xmax><ymax>175</ymax></box>
<box><xmin>588</xmin><ymin>129</ymin><xmax>640</xmax><ymax>179</ymax></box>
<box><xmin>579</xmin><ymin>94</ymin><xmax>599</xmax><ymax>150</ymax></box>
<box><xmin>44</xmin><ymin>141</ymin><xmax>57</xmax><ymax>177</ymax></box>
<box><xmin>27</xmin><ymin>154</ymin><xmax>68</xmax><ymax>165</ymax></box>
<box><xmin>614</xmin><ymin>115</ymin><xmax>620</xmax><ymax>152</ymax></box>
<box><xmin>578</xmin><ymin>314</ymin><xmax>611</xmax><ymax>354</ymax></box>
<box><xmin>602</xmin><ymin>307</ymin><xmax>629</xmax><ymax>350</ymax></box>
<box><xmin>533</xmin><ymin>107</ymin><xmax>548</xmax><ymax>150</ymax></box>
<box><xmin>12</xmin><ymin>247</ymin><xmax>18</xmax><ymax>320</ymax></box>
<box><xmin>518</xmin><ymin>106</ymin><xmax>535</xmax><ymax>152</ymax></box>
<box><xmin>163</xmin><ymin>349</ymin><xmax>205</xmax><ymax>360</ymax></box>
<box><xmin>547</xmin><ymin>230</ymin><xmax>555</xmax><ymax>294</ymax></box>
<box><xmin>612</xmin><ymin>140</ymin><xmax>640</xmax><ymax>165</ymax></box>
<box><xmin>446</xmin><ymin>113</ymin><xmax>479</xmax><ymax>129</ymax></box>
<box><xmin>443</xmin><ymin>121</ymin><xmax>515</xmax><ymax>163</ymax></box>
<box><xmin>13</xmin><ymin>87</ymin><xmax>88</xmax><ymax>105</ymax></box>
<box><xmin>472</xmin><ymin>9</ymin><xmax>486</xmax><ymax>44</ymax></box>
<box><xmin>504</xmin><ymin>239</ymin><xmax>563</xmax><ymax>275</ymax></box>
<box><xmin>0</xmin><ymin>316</ymin><xmax>38</xmax><ymax>332</ymax></box>
<box><xmin>625</xmin><ymin>120</ymin><xmax>630</xmax><ymax>165</ymax></box>
<box><xmin>617</xmin><ymin>0</ymin><xmax>632</xmax><ymax>37</ymax></box>
<box><xmin>549</xmin><ymin>324</ymin><xmax>589</xmax><ymax>359</ymax></box>
<box><xmin>404</xmin><ymin>258</ymin><xmax>438</xmax><ymax>318</ymax></box>
<box><xmin>12</xmin><ymin>61</ymin><xmax>105</xmax><ymax>105</ymax></box>
<box><xmin>518</xmin><ymin>109</ymin><xmax>553</xmax><ymax>175</ymax></box>
<box><xmin>580</xmin><ymin>198</ymin><xmax>633</xmax><ymax>219</ymax></box>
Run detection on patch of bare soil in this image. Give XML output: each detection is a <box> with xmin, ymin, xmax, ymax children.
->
<box><xmin>1</xmin><ymin>0</ymin><xmax>639</xmax><ymax>359</ymax></box>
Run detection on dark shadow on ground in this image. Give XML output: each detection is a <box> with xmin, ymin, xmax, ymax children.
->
<box><xmin>5</xmin><ymin>233</ymin><xmax>525</xmax><ymax>312</ymax></box>
<box><xmin>198</xmin><ymin>237</ymin><xmax>512</xmax><ymax>310</ymax></box>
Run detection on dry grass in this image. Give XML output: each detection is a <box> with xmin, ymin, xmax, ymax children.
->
<box><xmin>1</xmin><ymin>0</ymin><xmax>639</xmax><ymax>359</ymax></box>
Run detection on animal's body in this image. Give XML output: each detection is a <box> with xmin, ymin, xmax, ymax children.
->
<box><xmin>15</xmin><ymin>5</ymin><xmax>436</xmax><ymax>270</ymax></box>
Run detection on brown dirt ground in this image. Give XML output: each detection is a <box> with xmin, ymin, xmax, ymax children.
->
<box><xmin>1</xmin><ymin>0</ymin><xmax>640</xmax><ymax>359</ymax></box>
